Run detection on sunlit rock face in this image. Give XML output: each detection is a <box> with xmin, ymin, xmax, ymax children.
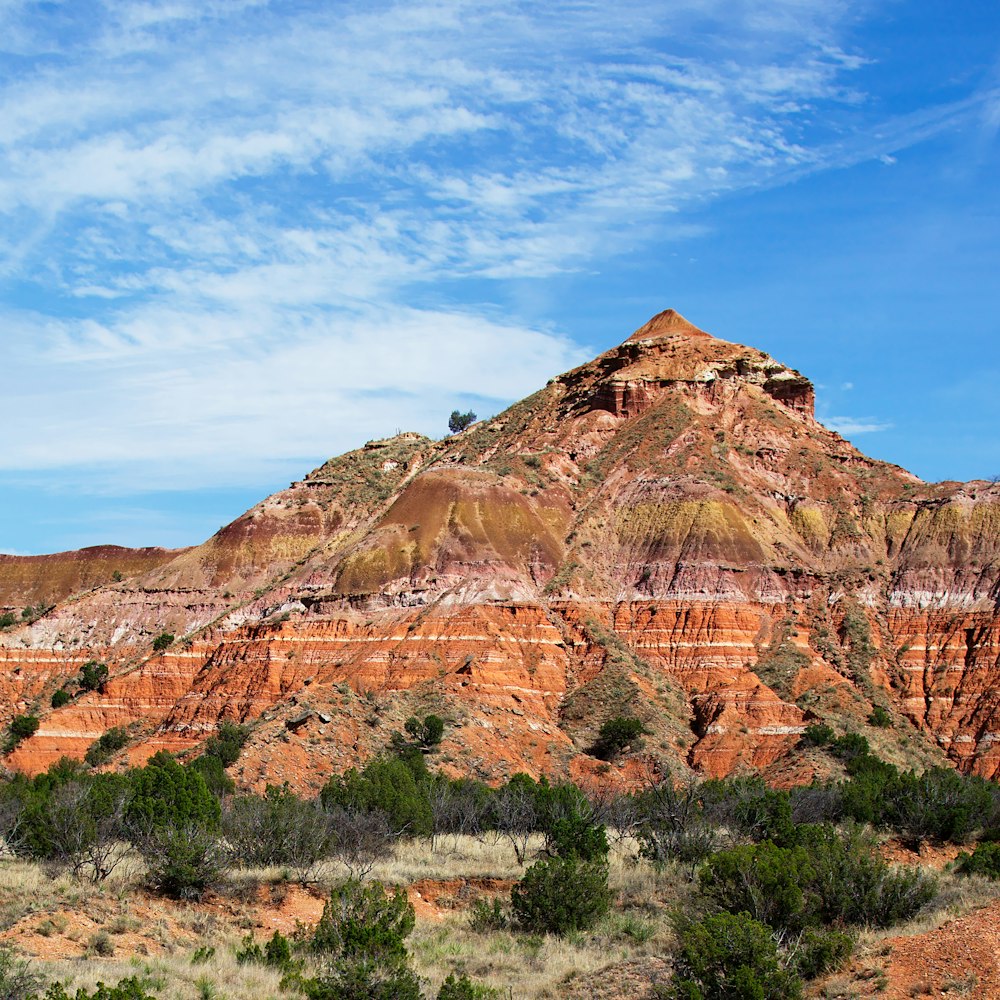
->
<box><xmin>3</xmin><ymin>310</ymin><xmax>999</xmax><ymax>789</ymax></box>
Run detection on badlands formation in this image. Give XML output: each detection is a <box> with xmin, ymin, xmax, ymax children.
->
<box><xmin>2</xmin><ymin>309</ymin><xmax>999</xmax><ymax>793</ymax></box>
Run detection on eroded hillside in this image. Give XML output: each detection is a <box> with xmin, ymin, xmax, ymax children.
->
<box><xmin>3</xmin><ymin>309</ymin><xmax>999</xmax><ymax>789</ymax></box>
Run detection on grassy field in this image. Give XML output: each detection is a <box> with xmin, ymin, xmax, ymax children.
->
<box><xmin>0</xmin><ymin>833</ymin><xmax>997</xmax><ymax>999</ymax></box>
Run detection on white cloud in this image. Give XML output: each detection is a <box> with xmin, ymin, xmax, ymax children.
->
<box><xmin>825</xmin><ymin>416</ymin><xmax>892</xmax><ymax>436</ymax></box>
<box><xmin>0</xmin><ymin>0</ymin><xmax>976</xmax><ymax>503</ymax></box>
<box><xmin>0</xmin><ymin>303</ymin><xmax>589</xmax><ymax>490</ymax></box>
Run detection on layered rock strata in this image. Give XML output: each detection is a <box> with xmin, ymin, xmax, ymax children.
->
<box><xmin>2</xmin><ymin>310</ymin><xmax>998</xmax><ymax>787</ymax></box>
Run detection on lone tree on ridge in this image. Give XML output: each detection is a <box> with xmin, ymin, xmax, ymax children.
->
<box><xmin>448</xmin><ymin>410</ymin><xmax>476</xmax><ymax>434</ymax></box>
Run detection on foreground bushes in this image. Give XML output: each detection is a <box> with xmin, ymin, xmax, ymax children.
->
<box><xmin>668</xmin><ymin>822</ymin><xmax>939</xmax><ymax>997</ymax></box>
<box><xmin>956</xmin><ymin>840</ymin><xmax>1000</xmax><ymax>879</ymax></box>
<box><xmin>0</xmin><ymin>944</ymin><xmax>43</xmax><ymax>999</ymax></box>
<box><xmin>39</xmin><ymin>978</ymin><xmax>158</xmax><ymax>1000</ymax></box>
<box><xmin>139</xmin><ymin>822</ymin><xmax>228</xmax><ymax>900</ymax></box>
<box><xmin>0</xmin><ymin>945</ymin><xmax>155</xmax><ymax>1000</ymax></box>
<box><xmin>700</xmin><ymin>826</ymin><xmax>937</xmax><ymax>933</ymax></box>
<box><xmin>301</xmin><ymin>879</ymin><xmax>421</xmax><ymax>1000</ymax></box>
<box><xmin>511</xmin><ymin>856</ymin><xmax>611</xmax><ymax>934</ymax></box>
<box><xmin>663</xmin><ymin>912</ymin><xmax>803</xmax><ymax>1000</ymax></box>
<box><xmin>237</xmin><ymin>881</ymin><xmax>502</xmax><ymax>1000</ymax></box>
<box><xmin>0</xmin><ymin>715</ymin><xmax>980</xmax><ymax>1000</ymax></box>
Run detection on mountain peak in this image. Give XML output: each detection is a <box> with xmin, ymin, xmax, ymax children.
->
<box><xmin>4</xmin><ymin>308</ymin><xmax>1000</xmax><ymax>794</ymax></box>
<box><xmin>625</xmin><ymin>308</ymin><xmax>711</xmax><ymax>342</ymax></box>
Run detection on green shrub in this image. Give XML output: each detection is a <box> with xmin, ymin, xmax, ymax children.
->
<box><xmin>236</xmin><ymin>931</ymin><xmax>297</xmax><ymax>972</ymax></box>
<box><xmin>511</xmin><ymin>856</ymin><xmax>611</xmax><ymax>934</ymax></box>
<box><xmin>831</xmin><ymin>732</ymin><xmax>872</xmax><ymax>764</ymax></box>
<box><xmin>6</xmin><ymin>715</ymin><xmax>39</xmax><ymax>750</ymax></box>
<box><xmin>201</xmin><ymin>722</ymin><xmax>250</xmax><ymax>768</ymax></box>
<box><xmin>836</xmin><ymin>755</ymin><xmax>997</xmax><ymax>845</ymax></box>
<box><xmin>956</xmin><ymin>841</ymin><xmax>1000</xmax><ymax>879</ymax></box>
<box><xmin>556</xmin><ymin>815</ymin><xmax>609</xmax><ymax>859</ymax></box>
<box><xmin>310</xmin><ymin>880</ymin><xmax>415</xmax><ymax>962</ymax></box>
<box><xmin>235</xmin><ymin>934</ymin><xmax>265</xmax><ymax>966</ymax></box>
<box><xmin>799</xmin><ymin>824</ymin><xmax>937</xmax><ymax>928</ymax></box>
<box><xmin>50</xmin><ymin>689</ymin><xmax>71</xmax><ymax>709</ymax></box>
<box><xmin>799</xmin><ymin>724</ymin><xmax>835</xmax><ymax>747</ymax></box>
<box><xmin>10</xmin><ymin>715</ymin><xmax>39</xmax><ymax>741</ymax></box>
<box><xmin>188</xmin><ymin>755</ymin><xmax>235</xmax><ymax>798</ymax></box>
<box><xmin>263</xmin><ymin>930</ymin><xmax>295</xmax><ymax>971</ymax></box>
<box><xmin>320</xmin><ymin>758</ymin><xmax>432</xmax><ymax>836</ymax></box>
<box><xmin>791</xmin><ymin>927</ymin><xmax>854</xmax><ymax>979</ymax></box>
<box><xmin>535</xmin><ymin>780</ymin><xmax>608</xmax><ymax>861</ymax></box>
<box><xmin>139</xmin><ymin>822</ymin><xmax>227</xmax><ymax>900</ymax></box>
<box><xmin>546</xmin><ymin>812</ymin><xmax>608</xmax><ymax>862</ymax></box>
<box><xmin>0</xmin><ymin>942</ymin><xmax>44</xmax><ymax>999</ymax></box>
<box><xmin>126</xmin><ymin>752</ymin><xmax>221</xmax><ymax>832</ymax></box>
<box><xmin>403</xmin><ymin>715</ymin><xmax>445</xmax><ymax>750</ymax></box>
<box><xmin>666</xmin><ymin>911</ymin><xmax>802</xmax><ymax>1000</ymax></box>
<box><xmin>88</xmin><ymin>930</ymin><xmax>114</xmax><ymax>956</ymax></box>
<box><xmin>78</xmin><ymin>661</ymin><xmax>109</xmax><ymax>693</ymax></box>
<box><xmin>702</xmin><ymin>827</ymin><xmax>937</xmax><ymax>933</ymax></box>
<box><xmin>151</xmin><ymin>633</ymin><xmax>174</xmax><ymax>653</ymax></box>
<box><xmin>40</xmin><ymin>977</ymin><xmax>159</xmax><ymax>1000</ymax></box>
<box><xmin>85</xmin><ymin>727</ymin><xmax>129</xmax><ymax>768</ymax></box>
<box><xmin>888</xmin><ymin>768</ymin><xmax>995</xmax><ymax>844</ymax></box>
<box><xmin>867</xmin><ymin>706</ymin><xmax>892</xmax><ymax>728</ymax></box>
<box><xmin>837</xmin><ymin>755</ymin><xmax>898</xmax><ymax>826</ymax></box>
<box><xmin>700</xmin><ymin>842</ymin><xmax>812</xmax><ymax>932</ymax></box>
<box><xmin>448</xmin><ymin>411</ymin><xmax>476</xmax><ymax>434</ymax></box>
<box><xmin>436</xmin><ymin>973</ymin><xmax>502</xmax><ymax>999</ymax></box>
<box><xmin>468</xmin><ymin>898</ymin><xmax>510</xmax><ymax>933</ymax></box>
<box><xmin>591</xmin><ymin>716</ymin><xmax>645</xmax><ymax>760</ymax></box>
<box><xmin>0</xmin><ymin>613</ymin><xmax>16</xmax><ymax>630</ymax></box>
<box><xmin>301</xmin><ymin>880</ymin><xmax>420</xmax><ymax>1000</ymax></box>
<box><xmin>299</xmin><ymin>959</ymin><xmax>422</xmax><ymax>1000</ymax></box>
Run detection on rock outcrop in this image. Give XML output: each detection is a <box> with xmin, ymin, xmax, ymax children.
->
<box><xmin>0</xmin><ymin>545</ymin><xmax>182</xmax><ymax>610</ymax></box>
<box><xmin>2</xmin><ymin>309</ymin><xmax>999</xmax><ymax>788</ymax></box>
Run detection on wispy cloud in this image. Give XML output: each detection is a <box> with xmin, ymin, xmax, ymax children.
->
<box><xmin>0</xmin><ymin>303</ymin><xmax>589</xmax><ymax>491</ymax></box>
<box><xmin>825</xmin><ymin>416</ymin><xmax>893</xmax><ymax>436</ymax></box>
<box><xmin>0</xmin><ymin>0</ymin><xmax>983</xmax><ymax>507</ymax></box>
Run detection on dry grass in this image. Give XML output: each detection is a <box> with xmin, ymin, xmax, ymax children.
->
<box><xmin>0</xmin><ymin>837</ymin><xmax>688</xmax><ymax>999</ymax></box>
<box><xmin>855</xmin><ymin>868</ymin><xmax>1000</xmax><ymax>948</ymax></box>
<box><xmin>1</xmin><ymin>835</ymin><xmax>997</xmax><ymax>999</ymax></box>
<box><xmin>403</xmin><ymin>838</ymin><xmax>687</xmax><ymax>997</ymax></box>
<box><xmin>411</xmin><ymin>900</ymin><xmax>675</xmax><ymax>998</ymax></box>
<box><xmin>37</xmin><ymin>948</ymin><xmax>286</xmax><ymax>1000</ymax></box>
<box><xmin>371</xmin><ymin>832</ymin><xmax>542</xmax><ymax>883</ymax></box>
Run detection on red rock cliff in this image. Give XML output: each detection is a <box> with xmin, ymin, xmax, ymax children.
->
<box><xmin>2</xmin><ymin>310</ymin><xmax>997</xmax><ymax>787</ymax></box>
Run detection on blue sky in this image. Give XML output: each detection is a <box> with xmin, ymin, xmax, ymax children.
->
<box><xmin>1</xmin><ymin>0</ymin><xmax>998</xmax><ymax>554</ymax></box>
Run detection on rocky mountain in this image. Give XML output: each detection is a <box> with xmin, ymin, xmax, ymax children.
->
<box><xmin>3</xmin><ymin>309</ymin><xmax>999</xmax><ymax>793</ymax></box>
